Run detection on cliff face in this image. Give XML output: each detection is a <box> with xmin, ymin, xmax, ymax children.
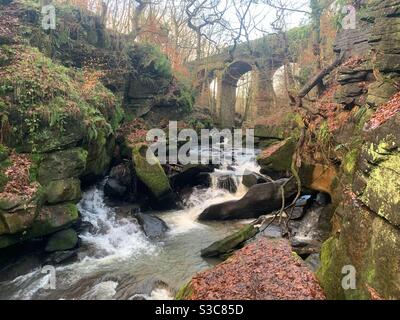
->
<box><xmin>316</xmin><ymin>0</ymin><xmax>400</xmax><ymax>299</ymax></box>
<box><xmin>255</xmin><ymin>0</ymin><xmax>400</xmax><ymax>299</ymax></box>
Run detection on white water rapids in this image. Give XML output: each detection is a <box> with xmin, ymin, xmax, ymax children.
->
<box><xmin>0</xmin><ymin>148</ymin><xmax>260</xmax><ymax>300</ymax></box>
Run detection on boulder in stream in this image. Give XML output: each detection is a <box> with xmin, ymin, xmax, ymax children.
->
<box><xmin>170</xmin><ymin>164</ymin><xmax>214</xmax><ymax>190</ymax></box>
<box><xmin>242</xmin><ymin>169</ymin><xmax>269</xmax><ymax>188</ymax></box>
<box><xmin>132</xmin><ymin>144</ymin><xmax>177</xmax><ymax>209</ymax></box>
<box><xmin>45</xmin><ymin>229</ymin><xmax>79</xmax><ymax>253</ymax></box>
<box><xmin>132</xmin><ymin>212</ymin><xmax>169</xmax><ymax>239</ymax></box>
<box><xmin>216</xmin><ymin>175</ymin><xmax>237</xmax><ymax>194</ymax></box>
<box><xmin>104</xmin><ymin>178</ymin><xmax>127</xmax><ymax>198</ymax></box>
<box><xmin>198</xmin><ymin>178</ymin><xmax>298</xmax><ymax>220</ymax></box>
<box><xmin>201</xmin><ymin>224</ymin><xmax>259</xmax><ymax>258</ymax></box>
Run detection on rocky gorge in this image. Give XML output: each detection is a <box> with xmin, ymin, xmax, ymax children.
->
<box><xmin>0</xmin><ymin>0</ymin><xmax>399</xmax><ymax>300</ymax></box>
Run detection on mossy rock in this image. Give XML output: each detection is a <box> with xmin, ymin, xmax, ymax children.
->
<box><xmin>0</xmin><ymin>203</ymin><xmax>79</xmax><ymax>249</ymax></box>
<box><xmin>37</xmin><ymin>148</ymin><xmax>88</xmax><ymax>185</ymax></box>
<box><xmin>45</xmin><ymin>228</ymin><xmax>78</xmax><ymax>252</ymax></box>
<box><xmin>132</xmin><ymin>144</ymin><xmax>172</xmax><ymax>200</ymax></box>
<box><xmin>175</xmin><ymin>282</ymin><xmax>194</xmax><ymax>300</ymax></box>
<box><xmin>0</xmin><ymin>206</ymin><xmax>36</xmax><ymax>235</ymax></box>
<box><xmin>317</xmin><ymin>197</ymin><xmax>400</xmax><ymax>300</ymax></box>
<box><xmin>200</xmin><ymin>224</ymin><xmax>259</xmax><ymax>258</ymax></box>
<box><xmin>257</xmin><ymin>138</ymin><xmax>296</xmax><ymax>174</ymax></box>
<box><xmin>83</xmin><ymin>130</ymin><xmax>115</xmax><ymax>181</ymax></box>
<box><xmin>367</xmin><ymin>81</ymin><xmax>398</xmax><ymax>107</ymax></box>
<box><xmin>355</xmin><ymin>114</ymin><xmax>400</xmax><ymax>227</ymax></box>
<box><xmin>360</xmin><ymin>151</ymin><xmax>400</xmax><ymax>227</ymax></box>
<box><xmin>44</xmin><ymin>178</ymin><xmax>81</xmax><ymax>205</ymax></box>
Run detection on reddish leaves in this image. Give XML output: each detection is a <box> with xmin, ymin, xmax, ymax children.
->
<box><xmin>365</xmin><ymin>91</ymin><xmax>400</xmax><ymax>131</ymax></box>
<box><xmin>185</xmin><ymin>238</ymin><xmax>326</xmax><ymax>300</ymax></box>
<box><xmin>1</xmin><ymin>151</ymin><xmax>38</xmax><ymax>198</ymax></box>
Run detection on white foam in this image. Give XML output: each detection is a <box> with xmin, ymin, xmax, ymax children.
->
<box><xmin>81</xmin><ymin>281</ymin><xmax>118</xmax><ymax>300</ymax></box>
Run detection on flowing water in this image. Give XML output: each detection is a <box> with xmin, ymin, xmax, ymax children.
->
<box><xmin>0</xmin><ymin>148</ymin><xmax>260</xmax><ymax>300</ymax></box>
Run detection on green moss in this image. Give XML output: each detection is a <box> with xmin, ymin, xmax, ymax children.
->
<box><xmin>45</xmin><ymin>228</ymin><xmax>78</xmax><ymax>252</ymax></box>
<box><xmin>361</xmin><ymin>152</ymin><xmax>400</xmax><ymax>226</ymax></box>
<box><xmin>316</xmin><ymin>236</ymin><xmax>347</xmax><ymax>300</ymax></box>
<box><xmin>291</xmin><ymin>251</ymin><xmax>302</xmax><ymax>261</ymax></box>
<box><xmin>44</xmin><ymin>178</ymin><xmax>81</xmax><ymax>205</ymax></box>
<box><xmin>132</xmin><ymin>43</ymin><xmax>172</xmax><ymax>80</ymax></box>
<box><xmin>257</xmin><ymin>138</ymin><xmax>297</xmax><ymax>173</ymax></box>
<box><xmin>0</xmin><ymin>144</ymin><xmax>9</xmax><ymax>162</ymax></box>
<box><xmin>343</xmin><ymin>148</ymin><xmax>360</xmax><ymax>176</ymax></box>
<box><xmin>201</xmin><ymin>225</ymin><xmax>259</xmax><ymax>258</ymax></box>
<box><xmin>175</xmin><ymin>282</ymin><xmax>194</xmax><ymax>300</ymax></box>
<box><xmin>65</xmin><ymin>203</ymin><xmax>79</xmax><ymax>220</ymax></box>
<box><xmin>132</xmin><ymin>144</ymin><xmax>172</xmax><ymax>199</ymax></box>
<box><xmin>0</xmin><ymin>46</ymin><xmax>118</xmax><ymax>152</ymax></box>
<box><xmin>28</xmin><ymin>153</ymin><xmax>43</xmax><ymax>183</ymax></box>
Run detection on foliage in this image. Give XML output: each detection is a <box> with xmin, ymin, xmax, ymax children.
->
<box><xmin>0</xmin><ymin>45</ymin><xmax>121</xmax><ymax>152</ymax></box>
<box><xmin>130</xmin><ymin>43</ymin><xmax>172</xmax><ymax>81</ymax></box>
<box><xmin>287</xmin><ymin>25</ymin><xmax>312</xmax><ymax>61</ymax></box>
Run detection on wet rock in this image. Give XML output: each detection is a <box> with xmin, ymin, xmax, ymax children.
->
<box><xmin>109</xmin><ymin>163</ymin><xmax>134</xmax><ymax>187</ymax></box>
<box><xmin>45</xmin><ymin>250</ymin><xmax>78</xmax><ymax>265</ymax></box>
<box><xmin>316</xmin><ymin>193</ymin><xmax>331</xmax><ymax>206</ymax></box>
<box><xmin>290</xmin><ymin>207</ymin><xmax>306</xmax><ymax>220</ymax></box>
<box><xmin>242</xmin><ymin>169</ymin><xmax>269</xmax><ymax>188</ymax></box>
<box><xmin>170</xmin><ymin>164</ymin><xmax>214</xmax><ymax>190</ymax></box>
<box><xmin>217</xmin><ymin>175</ymin><xmax>237</xmax><ymax>193</ymax></box>
<box><xmin>198</xmin><ymin>178</ymin><xmax>298</xmax><ymax>220</ymax></box>
<box><xmin>295</xmin><ymin>195</ymin><xmax>313</xmax><ymax>207</ymax></box>
<box><xmin>304</xmin><ymin>253</ymin><xmax>321</xmax><ymax>272</ymax></box>
<box><xmin>45</xmin><ymin>229</ymin><xmax>79</xmax><ymax>253</ymax></box>
<box><xmin>75</xmin><ymin>220</ymin><xmax>94</xmax><ymax>234</ymax></box>
<box><xmin>104</xmin><ymin>178</ymin><xmax>127</xmax><ymax>198</ymax></box>
<box><xmin>289</xmin><ymin>195</ymin><xmax>313</xmax><ymax>220</ymax></box>
<box><xmin>132</xmin><ymin>212</ymin><xmax>169</xmax><ymax>239</ymax></box>
<box><xmin>290</xmin><ymin>238</ymin><xmax>321</xmax><ymax>256</ymax></box>
<box><xmin>201</xmin><ymin>224</ymin><xmax>259</xmax><ymax>258</ymax></box>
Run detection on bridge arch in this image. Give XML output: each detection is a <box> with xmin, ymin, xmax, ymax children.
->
<box><xmin>220</xmin><ymin>61</ymin><xmax>254</xmax><ymax>128</ymax></box>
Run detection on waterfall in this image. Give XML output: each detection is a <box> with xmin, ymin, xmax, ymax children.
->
<box><xmin>0</xmin><ymin>148</ymin><xmax>260</xmax><ymax>300</ymax></box>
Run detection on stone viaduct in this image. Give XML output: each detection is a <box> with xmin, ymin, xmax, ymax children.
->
<box><xmin>188</xmin><ymin>34</ymin><xmax>287</xmax><ymax>128</ymax></box>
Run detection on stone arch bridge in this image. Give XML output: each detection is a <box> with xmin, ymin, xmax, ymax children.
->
<box><xmin>188</xmin><ymin>34</ymin><xmax>288</xmax><ymax>128</ymax></box>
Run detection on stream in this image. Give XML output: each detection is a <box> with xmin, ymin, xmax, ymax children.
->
<box><xmin>0</xmin><ymin>148</ymin><xmax>261</xmax><ymax>300</ymax></box>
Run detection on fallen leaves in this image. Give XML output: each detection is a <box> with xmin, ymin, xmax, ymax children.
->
<box><xmin>184</xmin><ymin>238</ymin><xmax>326</xmax><ymax>300</ymax></box>
<box><xmin>118</xmin><ymin>118</ymin><xmax>149</xmax><ymax>145</ymax></box>
<box><xmin>364</xmin><ymin>91</ymin><xmax>400</xmax><ymax>131</ymax></box>
<box><xmin>1</xmin><ymin>151</ymin><xmax>38</xmax><ymax>198</ymax></box>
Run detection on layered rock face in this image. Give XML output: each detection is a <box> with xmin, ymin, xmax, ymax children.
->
<box><xmin>0</xmin><ymin>45</ymin><xmax>120</xmax><ymax>248</ymax></box>
<box><xmin>253</xmin><ymin>0</ymin><xmax>400</xmax><ymax>299</ymax></box>
<box><xmin>316</xmin><ymin>0</ymin><xmax>400</xmax><ymax>300</ymax></box>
